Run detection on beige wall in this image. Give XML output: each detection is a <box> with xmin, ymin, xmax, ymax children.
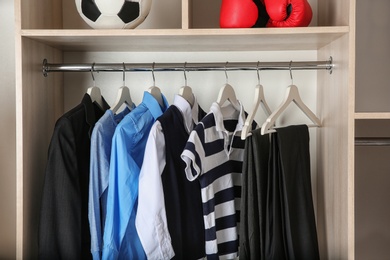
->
<box><xmin>0</xmin><ymin>0</ymin><xmax>16</xmax><ymax>258</ymax></box>
<box><xmin>355</xmin><ymin>0</ymin><xmax>390</xmax><ymax>112</ymax></box>
<box><xmin>355</xmin><ymin>0</ymin><xmax>390</xmax><ymax>258</ymax></box>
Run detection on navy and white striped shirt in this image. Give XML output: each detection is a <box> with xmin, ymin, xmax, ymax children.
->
<box><xmin>182</xmin><ymin>102</ymin><xmax>255</xmax><ymax>260</ymax></box>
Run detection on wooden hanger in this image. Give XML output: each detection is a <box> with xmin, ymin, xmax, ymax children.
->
<box><xmin>148</xmin><ymin>86</ymin><xmax>163</xmax><ymax>107</ymax></box>
<box><xmin>241</xmin><ymin>84</ymin><xmax>272</xmax><ymax>139</ymax></box>
<box><xmin>110</xmin><ymin>64</ymin><xmax>134</xmax><ymax>113</ymax></box>
<box><xmin>216</xmin><ymin>62</ymin><xmax>240</xmax><ymax>111</ymax></box>
<box><xmin>87</xmin><ymin>63</ymin><xmax>105</xmax><ymax>109</ymax></box>
<box><xmin>110</xmin><ymin>87</ymin><xmax>134</xmax><ymax>113</ymax></box>
<box><xmin>216</xmin><ymin>83</ymin><xmax>240</xmax><ymax>111</ymax></box>
<box><xmin>148</xmin><ymin>62</ymin><xmax>164</xmax><ymax>107</ymax></box>
<box><xmin>261</xmin><ymin>84</ymin><xmax>321</xmax><ymax>135</ymax></box>
<box><xmin>241</xmin><ymin>64</ymin><xmax>272</xmax><ymax>139</ymax></box>
<box><xmin>179</xmin><ymin>86</ymin><xmax>194</xmax><ymax>107</ymax></box>
<box><xmin>178</xmin><ymin>64</ymin><xmax>194</xmax><ymax>107</ymax></box>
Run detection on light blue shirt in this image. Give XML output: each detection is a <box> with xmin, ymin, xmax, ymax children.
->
<box><xmin>102</xmin><ymin>92</ymin><xmax>169</xmax><ymax>260</ymax></box>
<box><xmin>88</xmin><ymin>107</ymin><xmax>133</xmax><ymax>260</ymax></box>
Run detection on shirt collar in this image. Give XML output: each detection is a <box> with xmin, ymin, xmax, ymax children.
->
<box><xmin>142</xmin><ymin>91</ymin><xmax>169</xmax><ymax>120</ymax></box>
<box><xmin>210</xmin><ymin>101</ymin><xmax>245</xmax><ymax>133</ymax></box>
<box><xmin>82</xmin><ymin>93</ymin><xmax>110</xmax><ymax>137</ymax></box>
<box><xmin>107</xmin><ymin>105</ymin><xmax>133</xmax><ymax>126</ymax></box>
<box><xmin>172</xmin><ymin>94</ymin><xmax>200</xmax><ymax>133</ymax></box>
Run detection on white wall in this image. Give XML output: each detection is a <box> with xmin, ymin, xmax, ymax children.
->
<box><xmin>0</xmin><ymin>0</ymin><xmax>16</xmax><ymax>258</ymax></box>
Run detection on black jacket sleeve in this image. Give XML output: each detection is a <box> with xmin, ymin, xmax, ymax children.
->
<box><xmin>38</xmin><ymin>116</ymin><xmax>85</xmax><ymax>260</ymax></box>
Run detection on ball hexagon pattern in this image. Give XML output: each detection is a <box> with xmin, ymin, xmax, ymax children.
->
<box><xmin>75</xmin><ymin>0</ymin><xmax>152</xmax><ymax>29</ymax></box>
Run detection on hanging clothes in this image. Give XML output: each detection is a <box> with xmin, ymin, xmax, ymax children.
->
<box><xmin>265</xmin><ymin>125</ymin><xmax>320</xmax><ymax>260</ymax></box>
<box><xmin>136</xmin><ymin>94</ymin><xmax>207</xmax><ymax>260</ymax></box>
<box><xmin>181</xmin><ymin>101</ymin><xmax>256</xmax><ymax>259</ymax></box>
<box><xmin>88</xmin><ymin>106</ymin><xmax>134</xmax><ymax>260</ymax></box>
<box><xmin>239</xmin><ymin>128</ymin><xmax>270</xmax><ymax>260</ymax></box>
<box><xmin>39</xmin><ymin>94</ymin><xmax>110</xmax><ymax>260</ymax></box>
<box><xmin>102</xmin><ymin>91</ymin><xmax>169</xmax><ymax>260</ymax></box>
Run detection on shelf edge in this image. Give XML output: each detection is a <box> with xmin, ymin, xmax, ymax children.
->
<box><xmin>21</xmin><ymin>26</ymin><xmax>350</xmax><ymax>37</ymax></box>
<box><xmin>355</xmin><ymin>112</ymin><xmax>390</xmax><ymax>119</ymax></box>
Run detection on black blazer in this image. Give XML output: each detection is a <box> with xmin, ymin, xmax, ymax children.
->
<box><xmin>38</xmin><ymin>94</ymin><xmax>109</xmax><ymax>260</ymax></box>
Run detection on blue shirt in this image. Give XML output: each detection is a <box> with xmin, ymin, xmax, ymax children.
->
<box><xmin>88</xmin><ymin>107</ymin><xmax>133</xmax><ymax>260</ymax></box>
<box><xmin>102</xmin><ymin>92</ymin><xmax>169</xmax><ymax>260</ymax></box>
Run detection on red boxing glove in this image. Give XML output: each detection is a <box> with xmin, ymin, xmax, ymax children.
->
<box><xmin>264</xmin><ymin>0</ymin><xmax>312</xmax><ymax>27</ymax></box>
<box><xmin>220</xmin><ymin>0</ymin><xmax>259</xmax><ymax>28</ymax></box>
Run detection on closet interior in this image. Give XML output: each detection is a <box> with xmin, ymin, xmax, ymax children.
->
<box><xmin>15</xmin><ymin>0</ymin><xmax>356</xmax><ymax>259</ymax></box>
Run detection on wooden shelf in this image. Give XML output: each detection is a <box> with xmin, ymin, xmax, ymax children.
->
<box><xmin>21</xmin><ymin>26</ymin><xmax>349</xmax><ymax>52</ymax></box>
<box><xmin>355</xmin><ymin>112</ymin><xmax>390</xmax><ymax>120</ymax></box>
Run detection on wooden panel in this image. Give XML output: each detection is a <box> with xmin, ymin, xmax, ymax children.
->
<box><xmin>21</xmin><ymin>27</ymin><xmax>348</xmax><ymax>52</ymax></box>
<box><xmin>317</xmin><ymin>32</ymin><xmax>354</xmax><ymax>259</ymax></box>
<box><xmin>19</xmin><ymin>0</ymin><xmax>62</xmax><ymax>29</ymax></box>
<box><xmin>16</xmin><ymin>37</ymin><xmax>63</xmax><ymax>259</ymax></box>
<box><xmin>182</xmin><ymin>0</ymin><xmax>190</xmax><ymax>29</ymax></box>
<box><xmin>355</xmin><ymin>113</ymin><xmax>390</xmax><ymax>120</ymax></box>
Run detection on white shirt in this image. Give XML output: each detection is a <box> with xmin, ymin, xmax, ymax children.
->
<box><xmin>135</xmin><ymin>94</ymin><xmax>201</xmax><ymax>260</ymax></box>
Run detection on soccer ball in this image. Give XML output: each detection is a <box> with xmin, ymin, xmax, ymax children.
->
<box><xmin>75</xmin><ymin>0</ymin><xmax>152</xmax><ymax>29</ymax></box>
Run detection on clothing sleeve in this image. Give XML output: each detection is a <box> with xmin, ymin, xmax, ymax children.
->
<box><xmin>89</xmin><ymin>123</ymin><xmax>108</xmax><ymax>260</ymax></box>
<box><xmin>135</xmin><ymin>121</ymin><xmax>175</xmax><ymax>260</ymax></box>
<box><xmin>102</xmin><ymin>126</ymin><xmax>140</xmax><ymax>259</ymax></box>
<box><xmin>38</xmin><ymin>117</ymin><xmax>82</xmax><ymax>260</ymax></box>
<box><xmin>181</xmin><ymin>124</ymin><xmax>205</xmax><ymax>181</ymax></box>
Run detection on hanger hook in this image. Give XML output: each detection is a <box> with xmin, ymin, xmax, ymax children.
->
<box><xmin>91</xmin><ymin>62</ymin><xmax>96</xmax><ymax>87</ymax></box>
<box><xmin>123</xmin><ymin>62</ymin><xmax>126</xmax><ymax>86</ymax></box>
<box><xmin>152</xmin><ymin>62</ymin><xmax>156</xmax><ymax>86</ymax></box>
<box><xmin>183</xmin><ymin>62</ymin><xmax>187</xmax><ymax>86</ymax></box>
<box><xmin>224</xmin><ymin>61</ymin><xmax>229</xmax><ymax>84</ymax></box>
<box><xmin>289</xmin><ymin>60</ymin><xmax>294</xmax><ymax>85</ymax></box>
<box><xmin>257</xmin><ymin>61</ymin><xmax>261</xmax><ymax>85</ymax></box>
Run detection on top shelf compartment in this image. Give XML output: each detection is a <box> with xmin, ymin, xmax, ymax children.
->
<box><xmin>18</xmin><ymin>0</ymin><xmax>350</xmax><ymax>30</ymax></box>
<box><xmin>17</xmin><ymin>0</ymin><xmax>351</xmax><ymax>52</ymax></box>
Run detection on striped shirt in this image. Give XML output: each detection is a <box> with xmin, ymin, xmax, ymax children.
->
<box><xmin>181</xmin><ymin>101</ymin><xmax>253</xmax><ymax>260</ymax></box>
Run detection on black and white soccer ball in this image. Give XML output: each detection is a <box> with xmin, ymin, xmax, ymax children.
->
<box><xmin>75</xmin><ymin>0</ymin><xmax>152</xmax><ymax>29</ymax></box>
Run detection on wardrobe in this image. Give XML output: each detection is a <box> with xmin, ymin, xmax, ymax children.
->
<box><xmin>15</xmin><ymin>0</ymin><xmax>356</xmax><ymax>259</ymax></box>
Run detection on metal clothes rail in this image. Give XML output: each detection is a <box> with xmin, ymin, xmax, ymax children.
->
<box><xmin>355</xmin><ymin>137</ymin><xmax>390</xmax><ymax>146</ymax></box>
<box><xmin>42</xmin><ymin>57</ymin><xmax>334</xmax><ymax>77</ymax></box>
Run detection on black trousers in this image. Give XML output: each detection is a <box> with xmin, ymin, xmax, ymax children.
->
<box><xmin>265</xmin><ymin>125</ymin><xmax>320</xmax><ymax>260</ymax></box>
<box><xmin>239</xmin><ymin>128</ymin><xmax>270</xmax><ymax>260</ymax></box>
<box><xmin>240</xmin><ymin>125</ymin><xmax>320</xmax><ymax>260</ymax></box>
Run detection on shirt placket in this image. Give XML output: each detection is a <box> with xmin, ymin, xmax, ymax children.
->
<box><xmin>223</xmin><ymin>130</ymin><xmax>235</xmax><ymax>157</ymax></box>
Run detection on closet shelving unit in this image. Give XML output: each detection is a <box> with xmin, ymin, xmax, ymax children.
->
<box><xmin>15</xmin><ymin>0</ymin><xmax>356</xmax><ymax>259</ymax></box>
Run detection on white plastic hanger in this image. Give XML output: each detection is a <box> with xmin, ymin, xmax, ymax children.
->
<box><xmin>178</xmin><ymin>63</ymin><xmax>195</xmax><ymax>107</ymax></box>
<box><xmin>110</xmin><ymin>63</ymin><xmax>134</xmax><ymax>113</ymax></box>
<box><xmin>216</xmin><ymin>62</ymin><xmax>240</xmax><ymax>111</ymax></box>
<box><xmin>261</xmin><ymin>63</ymin><xmax>321</xmax><ymax>135</ymax></box>
<box><xmin>241</xmin><ymin>64</ymin><xmax>272</xmax><ymax>139</ymax></box>
<box><xmin>87</xmin><ymin>63</ymin><xmax>105</xmax><ymax>109</ymax></box>
<box><xmin>148</xmin><ymin>62</ymin><xmax>164</xmax><ymax>107</ymax></box>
